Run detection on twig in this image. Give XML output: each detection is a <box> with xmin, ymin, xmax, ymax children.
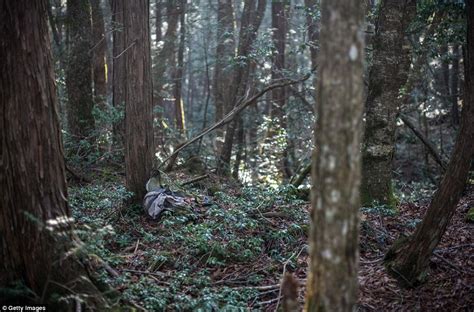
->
<box><xmin>257</xmin><ymin>297</ymin><xmax>281</xmax><ymax>306</ymax></box>
<box><xmin>360</xmin><ymin>257</ymin><xmax>384</xmax><ymax>264</ymax></box>
<box><xmin>433</xmin><ymin>252</ymin><xmax>474</xmax><ymax>275</ymax></box>
<box><xmin>180</xmin><ymin>174</ymin><xmax>209</xmax><ymax>186</ymax></box>
<box><xmin>120</xmin><ymin>269</ymin><xmax>166</xmax><ymax>278</ymax></box>
<box><xmin>435</xmin><ymin>243</ymin><xmax>474</xmax><ymax>253</ymax></box>
<box><xmin>102</xmin><ymin>262</ymin><xmax>120</xmax><ymax>278</ymax></box>
<box><xmin>133</xmin><ymin>239</ymin><xmax>140</xmax><ymax>254</ymax></box>
<box><xmin>113</xmin><ymin>41</ymin><xmax>136</xmax><ymax>59</ymax></box>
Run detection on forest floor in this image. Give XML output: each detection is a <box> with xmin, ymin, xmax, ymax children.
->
<box><xmin>69</xmin><ymin>170</ymin><xmax>473</xmax><ymax>311</ymax></box>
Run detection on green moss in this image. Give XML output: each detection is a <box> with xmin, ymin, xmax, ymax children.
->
<box><xmin>361</xmin><ymin>181</ymin><xmax>398</xmax><ymax>211</ymax></box>
<box><xmin>466</xmin><ymin>207</ymin><xmax>474</xmax><ymax>223</ymax></box>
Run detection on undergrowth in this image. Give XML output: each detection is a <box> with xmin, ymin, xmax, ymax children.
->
<box><xmin>68</xmin><ymin>180</ymin><xmax>309</xmax><ymax>310</ymax></box>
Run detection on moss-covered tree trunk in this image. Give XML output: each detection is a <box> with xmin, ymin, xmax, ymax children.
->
<box><xmin>384</xmin><ymin>2</ymin><xmax>474</xmax><ymax>287</ymax></box>
<box><xmin>361</xmin><ymin>0</ymin><xmax>416</xmax><ymax>208</ymax></box>
<box><xmin>0</xmin><ymin>0</ymin><xmax>102</xmax><ymax>305</ymax></box>
<box><xmin>304</xmin><ymin>0</ymin><xmax>364</xmax><ymax>310</ymax></box>
<box><xmin>66</xmin><ymin>0</ymin><xmax>94</xmax><ymax>141</ymax></box>
<box><xmin>124</xmin><ymin>0</ymin><xmax>155</xmax><ymax>201</ymax></box>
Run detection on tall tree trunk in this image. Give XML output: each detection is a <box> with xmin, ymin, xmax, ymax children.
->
<box><xmin>103</xmin><ymin>0</ymin><xmax>114</xmax><ymax>104</ymax></box>
<box><xmin>155</xmin><ymin>0</ymin><xmax>162</xmax><ymax>45</ymax></box>
<box><xmin>304</xmin><ymin>0</ymin><xmax>319</xmax><ymax>70</ymax></box>
<box><xmin>451</xmin><ymin>45</ymin><xmax>460</xmax><ymax>126</ymax></box>
<box><xmin>124</xmin><ymin>0</ymin><xmax>155</xmax><ymax>201</ymax></box>
<box><xmin>173</xmin><ymin>0</ymin><xmax>186</xmax><ymax>137</ymax></box>
<box><xmin>154</xmin><ymin>0</ymin><xmax>180</xmax><ymax>109</ymax></box>
<box><xmin>218</xmin><ymin>0</ymin><xmax>267</xmax><ymax>175</ymax></box>
<box><xmin>66</xmin><ymin>0</ymin><xmax>94</xmax><ymax>142</ymax></box>
<box><xmin>271</xmin><ymin>0</ymin><xmax>291</xmax><ymax>180</ymax></box>
<box><xmin>304</xmin><ymin>0</ymin><xmax>365</xmax><ymax>309</ymax></box>
<box><xmin>361</xmin><ymin>0</ymin><xmax>417</xmax><ymax>208</ymax></box>
<box><xmin>91</xmin><ymin>0</ymin><xmax>107</xmax><ymax>107</ymax></box>
<box><xmin>384</xmin><ymin>2</ymin><xmax>474</xmax><ymax>287</ymax></box>
<box><xmin>213</xmin><ymin>0</ymin><xmax>236</xmax><ymax>138</ymax></box>
<box><xmin>0</xmin><ymin>0</ymin><xmax>102</xmax><ymax>305</ymax></box>
<box><xmin>440</xmin><ymin>44</ymin><xmax>450</xmax><ymax>110</ymax></box>
<box><xmin>112</xmin><ymin>0</ymin><xmax>126</xmax><ymax>145</ymax></box>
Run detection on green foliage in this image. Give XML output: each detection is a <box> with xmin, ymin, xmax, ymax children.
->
<box><xmin>412</xmin><ymin>0</ymin><xmax>466</xmax><ymax>56</ymax></box>
<box><xmin>69</xmin><ymin>182</ymin><xmax>308</xmax><ymax>309</ymax></box>
<box><xmin>395</xmin><ymin>180</ymin><xmax>437</xmax><ymax>204</ymax></box>
<box><xmin>466</xmin><ymin>207</ymin><xmax>474</xmax><ymax>223</ymax></box>
<box><xmin>63</xmin><ymin>103</ymin><xmax>124</xmax><ymax>167</ymax></box>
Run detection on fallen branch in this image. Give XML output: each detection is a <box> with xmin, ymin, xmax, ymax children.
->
<box><xmin>399</xmin><ymin>114</ymin><xmax>448</xmax><ymax>170</ymax></box>
<box><xmin>290</xmin><ymin>162</ymin><xmax>311</xmax><ymax>187</ymax></box>
<box><xmin>180</xmin><ymin>174</ymin><xmax>209</xmax><ymax>186</ymax></box>
<box><xmin>157</xmin><ymin>73</ymin><xmax>313</xmax><ymax>169</ymax></box>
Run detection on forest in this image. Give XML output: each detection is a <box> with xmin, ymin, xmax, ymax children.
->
<box><xmin>0</xmin><ymin>0</ymin><xmax>473</xmax><ymax>311</ymax></box>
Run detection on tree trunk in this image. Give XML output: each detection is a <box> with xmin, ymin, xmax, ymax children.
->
<box><xmin>304</xmin><ymin>0</ymin><xmax>365</xmax><ymax>309</ymax></box>
<box><xmin>270</xmin><ymin>0</ymin><xmax>290</xmax><ymax>180</ymax></box>
<box><xmin>218</xmin><ymin>0</ymin><xmax>267</xmax><ymax>175</ymax></box>
<box><xmin>0</xmin><ymin>0</ymin><xmax>102</xmax><ymax>305</ymax></box>
<box><xmin>66</xmin><ymin>0</ymin><xmax>94</xmax><ymax>142</ymax></box>
<box><xmin>154</xmin><ymin>0</ymin><xmax>180</xmax><ymax>109</ymax></box>
<box><xmin>112</xmin><ymin>0</ymin><xmax>126</xmax><ymax>145</ymax></box>
<box><xmin>173</xmin><ymin>0</ymin><xmax>186</xmax><ymax>136</ymax></box>
<box><xmin>361</xmin><ymin>0</ymin><xmax>417</xmax><ymax>208</ymax></box>
<box><xmin>91</xmin><ymin>0</ymin><xmax>107</xmax><ymax>108</ymax></box>
<box><xmin>124</xmin><ymin>0</ymin><xmax>155</xmax><ymax>201</ymax></box>
<box><xmin>213</xmin><ymin>0</ymin><xmax>236</xmax><ymax>138</ymax></box>
<box><xmin>304</xmin><ymin>0</ymin><xmax>319</xmax><ymax>70</ymax></box>
<box><xmin>384</xmin><ymin>2</ymin><xmax>474</xmax><ymax>287</ymax></box>
<box><xmin>155</xmin><ymin>0</ymin><xmax>162</xmax><ymax>45</ymax></box>
<box><xmin>451</xmin><ymin>45</ymin><xmax>460</xmax><ymax>126</ymax></box>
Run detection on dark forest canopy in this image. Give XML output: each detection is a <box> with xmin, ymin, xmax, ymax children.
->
<box><xmin>0</xmin><ymin>0</ymin><xmax>473</xmax><ymax>310</ymax></box>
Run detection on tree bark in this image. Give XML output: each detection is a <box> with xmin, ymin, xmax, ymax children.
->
<box><xmin>304</xmin><ymin>0</ymin><xmax>319</xmax><ymax>70</ymax></box>
<box><xmin>0</xmin><ymin>0</ymin><xmax>102</xmax><ymax>305</ymax></box>
<box><xmin>271</xmin><ymin>0</ymin><xmax>291</xmax><ymax>180</ymax></box>
<box><xmin>213</xmin><ymin>0</ymin><xmax>236</xmax><ymax>137</ymax></box>
<box><xmin>155</xmin><ymin>0</ymin><xmax>162</xmax><ymax>45</ymax></box>
<box><xmin>66</xmin><ymin>0</ymin><xmax>94</xmax><ymax>142</ymax></box>
<box><xmin>124</xmin><ymin>0</ymin><xmax>155</xmax><ymax>201</ymax></box>
<box><xmin>304</xmin><ymin>0</ymin><xmax>365</xmax><ymax>309</ymax></box>
<box><xmin>384</xmin><ymin>2</ymin><xmax>474</xmax><ymax>288</ymax></box>
<box><xmin>218</xmin><ymin>0</ymin><xmax>267</xmax><ymax>175</ymax></box>
<box><xmin>361</xmin><ymin>0</ymin><xmax>417</xmax><ymax>208</ymax></box>
<box><xmin>111</xmin><ymin>0</ymin><xmax>126</xmax><ymax>146</ymax></box>
<box><xmin>173</xmin><ymin>0</ymin><xmax>186</xmax><ymax>136</ymax></box>
<box><xmin>91</xmin><ymin>0</ymin><xmax>108</xmax><ymax>108</ymax></box>
<box><xmin>154</xmin><ymin>0</ymin><xmax>180</xmax><ymax>109</ymax></box>
<box><xmin>451</xmin><ymin>45</ymin><xmax>461</xmax><ymax>126</ymax></box>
